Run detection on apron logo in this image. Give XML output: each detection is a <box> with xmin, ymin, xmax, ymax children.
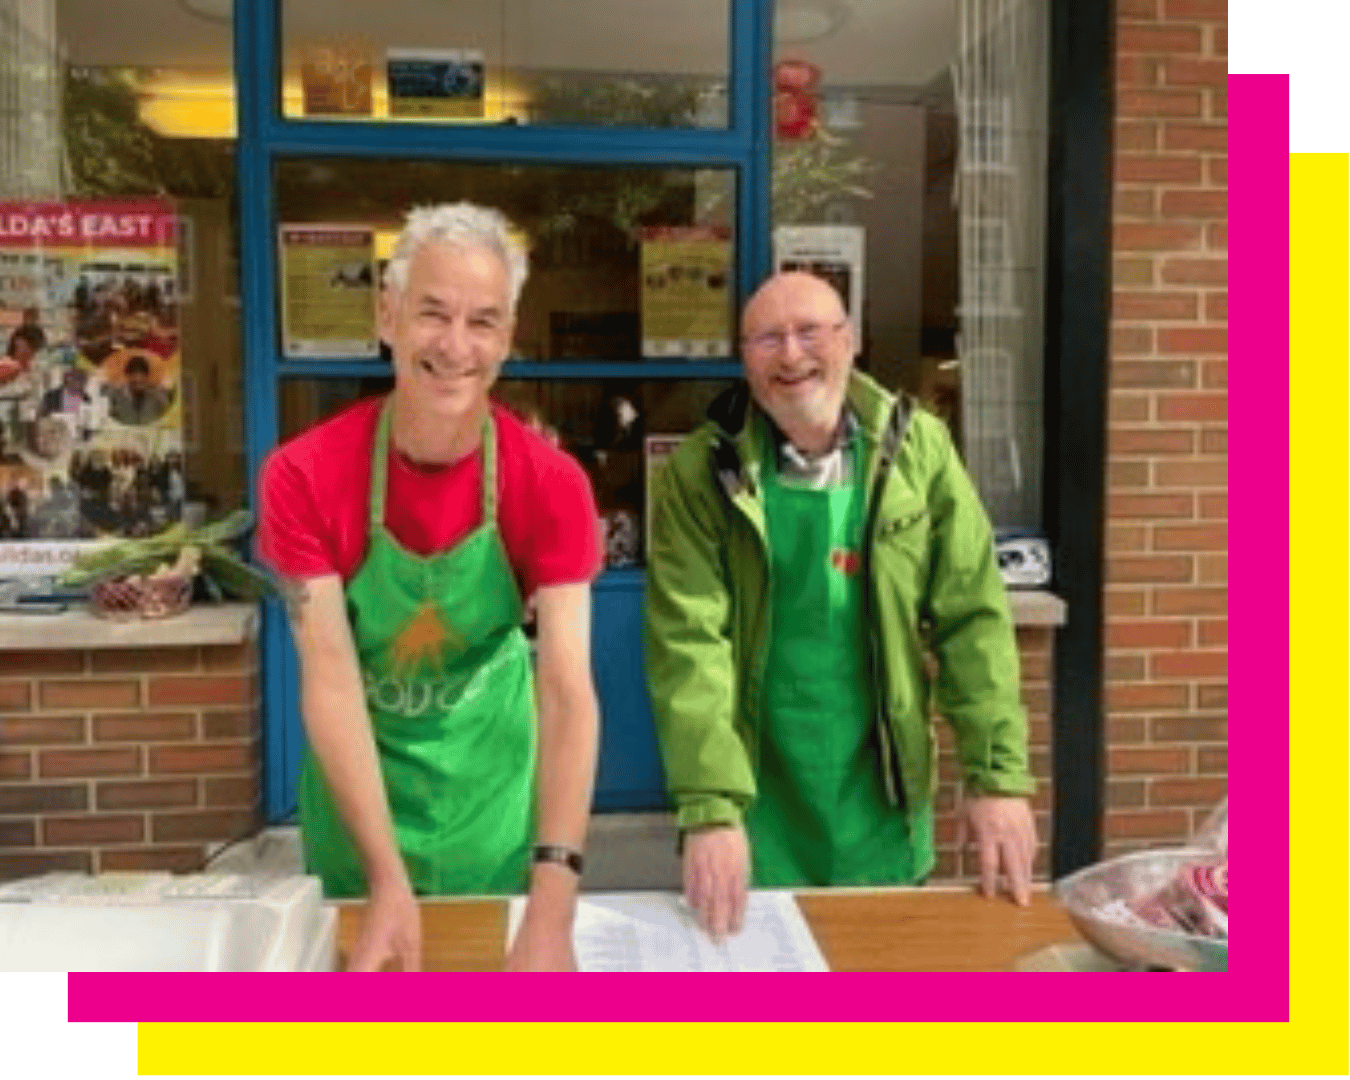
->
<box><xmin>389</xmin><ymin>601</ymin><xmax>468</xmax><ymax>679</ymax></box>
<box><xmin>364</xmin><ymin>635</ymin><xmax>522</xmax><ymax>719</ymax></box>
<box><xmin>829</xmin><ymin>547</ymin><xmax>861</xmax><ymax>576</ymax></box>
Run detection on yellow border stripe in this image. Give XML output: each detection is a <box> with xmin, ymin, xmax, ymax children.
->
<box><xmin>140</xmin><ymin>1017</ymin><xmax>1341</xmax><ymax>1076</ymax></box>
<box><xmin>1288</xmin><ymin>152</ymin><xmax>1349</xmax><ymax>1057</ymax></box>
<box><xmin>136</xmin><ymin>155</ymin><xmax>1348</xmax><ymax>1080</ymax></box>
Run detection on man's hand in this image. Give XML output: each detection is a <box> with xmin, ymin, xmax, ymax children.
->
<box><xmin>505</xmin><ymin>908</ymin><xmax>578</xmax><ymax>971</ymax></box>
<box><xmin>347</xmin><ymin>878</ymin><xmax>422</xmax><ymax>971</ymax></box>
<box><xmin>682</xmin><ymin>823</ymin><xmax>749</xmax><ymax>941</ymax></box>
<box><xmin>960</xmin><ymin>795</ymin><xmax>1038</xmax><ymax>906</ymax></box>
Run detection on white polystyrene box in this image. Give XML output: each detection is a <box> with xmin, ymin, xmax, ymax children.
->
<box><xmin>0</xmin><ymin>872</ymin><xmax>336</xmax><ymax>972</ymax></box>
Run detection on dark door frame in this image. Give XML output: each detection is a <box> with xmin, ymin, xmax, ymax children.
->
<box><xmin>1043</xmin><ymin>0</ymin><xmax>1116</xmax><ymax>876</ymax></box>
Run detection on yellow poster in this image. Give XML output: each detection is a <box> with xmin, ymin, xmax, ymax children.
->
<box><xmin>638</xmin><ymin>227</ymin><xmax>732</xmax><ymax>358</ymax></box>
<box><xmin>0</xmin><ymin>199</ymin><xmax>185</xmax><ymax>572</ymax></box>
<box><xmin>279</xmin><ymin>224</ymin><xmax>378</xmax><ymax>357</ymax></box>
<box><xmin>300</xmin><ymin>42</ymin><xmax>374</xmax><ymax>117</ymax></box>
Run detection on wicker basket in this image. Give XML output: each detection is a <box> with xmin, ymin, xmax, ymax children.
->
<box><xmin>89</xmin><ymin>575</ymin><xmax>193</xmax><ymax>621</ymax></box>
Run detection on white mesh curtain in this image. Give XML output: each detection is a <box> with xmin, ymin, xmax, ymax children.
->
<box><xmin>0</xmin><ymin>0</ymin><xmax>63</xmax><ymax>199</ymax></box>
<box><xmin>952</xmin><ymin>0</ymin><xmax>1049</xmax><ymax>529</ymax></box>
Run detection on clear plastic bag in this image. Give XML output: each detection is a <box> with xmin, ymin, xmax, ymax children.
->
<box><xmin>1124</xmin><ymin>797</ymin><xmax>1227</xmax><ymax>940</ymax></box>
<box><xmin>1194</xmin><ymin>795</ymin><xmax>1228</xmax><ymax>857</ymax></box>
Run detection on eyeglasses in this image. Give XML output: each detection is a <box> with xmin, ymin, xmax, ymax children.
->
<box><xmin>742</xmin><ymin>319</ymin><xmax>847</xmax><ymax>354</ymax></box>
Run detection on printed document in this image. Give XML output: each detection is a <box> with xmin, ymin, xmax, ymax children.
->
<box><xmin>506</xmin><ymin>890</ymin><xmax>829</xmax><ymax>972</ymax></box>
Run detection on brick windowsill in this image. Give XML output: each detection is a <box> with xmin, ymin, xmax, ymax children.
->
<box><xmin>0</xmin><ymin>603</ymin><xmax>259</xmax><ymax>651</ymax></box>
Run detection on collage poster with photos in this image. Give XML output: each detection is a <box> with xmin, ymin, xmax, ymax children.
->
<box><xmin>0</xmin><ymin>199</ymin><xmax>185</xmax><ymax>576</ymax></box>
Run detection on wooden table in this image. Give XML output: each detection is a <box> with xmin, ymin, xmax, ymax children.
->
<box><xmin>336</xmin><ymin>886</ymin><xmax>1081</xmax><ymax>971</ymax></box>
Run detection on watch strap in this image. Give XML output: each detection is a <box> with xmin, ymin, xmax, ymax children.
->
<box><xmin>532</xmin><ymin>844</ymin><xmax>584</xmax><ymax>876</ymax></box>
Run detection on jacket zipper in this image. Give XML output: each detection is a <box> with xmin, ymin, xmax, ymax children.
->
<box><xmin>860</xmin><ymin>399</ymin><xmax>910</xmax><ymax>809</ymax></box>
<box><xmin>745</xmin><ymin>486</ymin><xmax>771</xmax><ymax>777</ymax></box>
<box><xmin>713</xmin><ymin>437</ymin><xmax>772</xmax><ymax>775</ymax></box>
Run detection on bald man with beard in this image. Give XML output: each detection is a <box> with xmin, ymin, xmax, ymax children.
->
<box><xmin>645</xmin><ymin>271</ymin><xmax>1037</xmax><ymax>940</ymax></box>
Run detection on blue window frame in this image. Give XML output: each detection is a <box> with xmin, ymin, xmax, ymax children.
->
<box><xmin>232</xmin><ymin>1</ymin><xmax>776</xmax><ymax>821</ymax></box>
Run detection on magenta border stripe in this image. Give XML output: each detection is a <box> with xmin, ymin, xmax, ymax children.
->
<box><xmin>66</xmin><ymin>73</ymin><xmax>1288</xmax><ymax>1026</ymax></box>
<box><xmin>1227</xmin><ymin>72</ymin><xmax>1291</xmax><ymax>1012</ymax></box>
<box><xmin>66</xmin><ymin>971</ymin><xmax>1250</xmax><ymax>1023</ymax></box>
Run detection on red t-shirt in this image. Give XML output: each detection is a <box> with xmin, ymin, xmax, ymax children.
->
<box><xmin>257</xmin><ymin>397</ymin><xmax>602</xmax><ymax>599</ymax></box>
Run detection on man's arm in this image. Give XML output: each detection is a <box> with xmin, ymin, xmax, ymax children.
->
<box><xmin>507</xmin><ymin>581</ymin><xmax>599</xmax><ymax>971</ymax></box>
<box><xmin>923</xmin><ymin>427</ymin><xmax>1034</xmax><ymax>794</ymax></box>
<box><xmin>921</xmin><ymin>423</ymin><xmax>1037</xmax><ymax>903</ymax></box>
<box><xmin>285</xmin><ymin>574</ymin><xmax>420</xmax><ymax>970</ymax></box>
<box><xmin>644</xmin><ymin>457</ymin><xmax>755</xmax><ymax>828</ymax></box>
<box><xmin>644</xmin><ymin>453</ymin><xmax>755</xmax><ymax>938</ymax></box>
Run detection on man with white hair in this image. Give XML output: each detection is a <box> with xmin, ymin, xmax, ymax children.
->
<box><xmin>258</xmin><ymin>203</ymin><xmax>601</xmax><ymax>971</ymax></box>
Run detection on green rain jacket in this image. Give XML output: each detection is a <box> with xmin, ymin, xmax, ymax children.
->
<box><xmin>644</xmin><ymin>370</ymin><xmax>1034</xmax><ymax>851</ymax></box>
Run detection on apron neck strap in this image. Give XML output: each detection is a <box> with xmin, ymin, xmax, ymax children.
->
<box><xmin>370</xmin><ymin>396</ymin><xmax>393</xmax><ymax>529</ymax></box>
<box><xmin>369</xmin><ymin>395</ymin><xmax>498</xmax><ymax>529</ymax></box>
<box><xmin>480</xmin><ymin>409</ymin><xmax>498</xmax><ymax>523</ymax></box>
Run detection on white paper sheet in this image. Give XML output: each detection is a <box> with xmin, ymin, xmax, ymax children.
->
<box><xmin>506</xmin><ymin>890</ymin><xmax>829</xmax><ymax>972</ymax></box>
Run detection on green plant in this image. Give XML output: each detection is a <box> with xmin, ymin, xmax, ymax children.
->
<box><xmin>695</xmin><ymin>126</ymin><xmax>876</xmax><ymax>224</ymax></box>
<box><xmin>57</xmin><ymin>509</ymin><xmax>276</xmax><ymax>602</ymax></box>
<box><xmin>63</xmin><ymin>67</ymin><xmax>234</xmax><ymax>199</ymax></box>
<box><xmin>528</xmin><ymin>75</ymin><xmax>703</xmax><ymax>128</ymax></box>
<box><xmin>771</xmin><ymin>127</ymin><xmax>876</xmax><ymax>223</ymax></box>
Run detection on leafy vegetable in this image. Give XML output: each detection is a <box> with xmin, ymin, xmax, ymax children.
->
<box><xmin>57</xmin><ymin>510</ymin><xmax>277</xmax><ymax>602</ymax></box>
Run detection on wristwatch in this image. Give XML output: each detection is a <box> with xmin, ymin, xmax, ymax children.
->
<box><xmin>532</xmin><ymin>844</ymin><xmax>584</xmax><ymax>876</ymax></box>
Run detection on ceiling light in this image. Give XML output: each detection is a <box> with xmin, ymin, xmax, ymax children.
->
<box><xmin>775</xmin><ymin>1</ymin><xmax>850</xmax><ymax>44</ymax></box>
<box><xmin>180</xmin><ymin>0</ymin><xmax>232</xmax><ymax>22</ymax></box>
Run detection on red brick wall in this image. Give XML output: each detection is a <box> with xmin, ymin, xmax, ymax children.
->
<box><xmin>0</xmin><ymin>641</ymin><xmax>261</xmax><ymax>880</ymax></box>
<box><xmin>933</xmin><ymin>629</ymin><xmax>1054</xmax><ymax>881</ymax></box>
<box><xmin>1104</xmin><ymin>0</ymin><xmax>1227</xmax><ymax>855</ymax></box>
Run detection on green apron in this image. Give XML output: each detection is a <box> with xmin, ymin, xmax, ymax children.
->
<box><xmin>299</xmin><ymin>397</ymin><xmax>536</xmax><ymax>897</ymax></box>
<box><xmin>744</xmin><ymin>433</ymin><xmax>930</xmax><ymax>887</ymax></box>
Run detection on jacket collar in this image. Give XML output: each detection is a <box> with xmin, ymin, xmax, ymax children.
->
<box><xmin>705</xmin><ymin>370</ymin><xmax>913</xmax><ymax>543</ymax></box>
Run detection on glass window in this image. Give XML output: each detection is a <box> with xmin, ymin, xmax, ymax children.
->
<box><xmin>0</xmin><ymin>1</ymin><xmax>243</xmax><ymax>558</ymax></box>
<box><xmin>281</xmin><ymin>0</ymin><xmax>732</xmax><ymax>128</ymax></box>
<box><xmin>273</xmin><ymin>157</ymin><xmax>737</xmax><ymax>361</ymax></box>
<box><xmin>770</xmin><ymin>0</ymin><xmax>1049</xmax><ymax>529</ymax></box>
<box><xmin>279</xmin><ymin>376</ymin><xmax>384</xmax><ymax>444</ymax></box>
<box><xmin>497</xmin><ymin>377</ymin><xmax>733</xmax><ymax>567</ymax></box>
<box><xmin>280</xmin><ymin>376</ymin><xmax>732</xmax><ymax>571</ymax></box>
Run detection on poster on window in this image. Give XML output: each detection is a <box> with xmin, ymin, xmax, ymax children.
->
<box><xmin>638</xmin><ymin>226</ymin><xmax>732</xmax><ymax>359</ymax></box>
<box><xmin>0</xmin><ymin>199</ymin><xmax>186</xmax><ymax>575</ymax></box>
<box><xmin>773</xmin><ymin>224</ymin><xmax>865</xmax><ymax>351</ymax></box>
<box><xmin>387</xmin><ymin>48</ymin><xmax>485</xmax><ymax>119</ymax></box>
<box><xmin>300</xmin><ymin>42</ymin><xmax>375</xmax><ymax>117</ymax></box>
<box><xmin>279</xmin><ymin>224</ymin><xmax>378</xmax><ymax>358</ymax></box>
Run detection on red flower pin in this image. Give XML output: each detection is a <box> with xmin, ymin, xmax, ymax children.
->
<box><xmin>830</xmin><ymin>548</ymin><xmax>861</xmax><ymax>576</ymax></box>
